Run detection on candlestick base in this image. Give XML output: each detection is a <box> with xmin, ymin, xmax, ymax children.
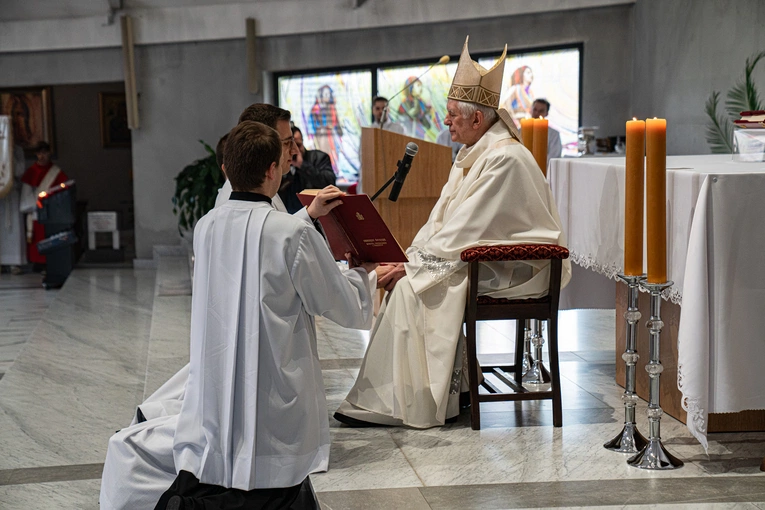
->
<box><xmin>627</xmin><ymin>279</ymin><xmax>683</xmax><ymax>470</ymax></box>
<box><xmin>604</xmin><ymin>273</ymin><xmax>647</xmax><ymax>454</ymax></box>
<box><xmin>604</xmin><ymin>422</ymin><xmax>648</xmax><ymax>454</ymax></box>
<box><xmin>627</xmin><ymin>438</ymin><xmax>684</xmax><ymax>470</ymax></box>
<box><xmin>523</xmin><ymin>319</ymin><xmax>551</xmax><ymax>386</ymax></box>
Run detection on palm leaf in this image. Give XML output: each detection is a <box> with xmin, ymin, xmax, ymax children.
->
<box><xmin>725</xmin><ymin>50</ymin><xmax>765</xmax><ymax>118</ymax></box>
<box><xmin>705</xmin><ymin>91</ymin><xmax>734</xmax><ymax>154</ymax></box>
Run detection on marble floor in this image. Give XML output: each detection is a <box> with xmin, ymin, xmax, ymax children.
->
<box><xmin>0</xmin><ymin>255</ymin><xmax>764</xmax><ymax>509</ymax></box>
<box><xmin>0</xmin><ymin>272</ymin><xmax>57</xmax><ymax>378</ymax></box>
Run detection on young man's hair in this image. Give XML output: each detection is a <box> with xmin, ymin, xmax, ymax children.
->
<box><xmin>372</xmin><ymin>96</ymin><xmax>389</xmax><ymax>105</ymax></box>
<box><xmin>224</xmin><ymin>121</ymin><xmax>281</xmax><ymax>191</ymax></box>
<box><xmin>238</xmin><ymin>103</ymin><xmax>291</xmax><ymax>128</ymax></box>
<box><xmin>215</xmin><ymin>133</ymin><xmax>228</xmax><ymax>169</ymax></box>
<box><xmin>36</xmin><ymin>141</ymin><xmax>51</xmax><ymax>153</ymax></box>
<box><xmin>291</xmin><ymin>125</ymin><xmax>302</xmax><ymax>136</ymax></box>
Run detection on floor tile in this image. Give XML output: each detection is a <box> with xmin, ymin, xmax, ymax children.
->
<box><xmin>318</xmin><ymin>487</ymin><xmax>431</xmax><ymax>510</ymax></box>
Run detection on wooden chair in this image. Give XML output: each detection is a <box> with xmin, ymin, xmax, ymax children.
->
<box><xmin>461</xmin><ymin>244</ymin><xmax>569</xmax><ymax>430</ymax></box>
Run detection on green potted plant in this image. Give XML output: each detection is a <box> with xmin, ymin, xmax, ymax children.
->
<box><xmin>705</xmin><ymin>50</ymin><xmax>764</xmax><ymax>153</ymax></box>
<box><xmin>172</xmin><ymin>140</ymin><xmax>225</xmax><ymax>235</ymax></box>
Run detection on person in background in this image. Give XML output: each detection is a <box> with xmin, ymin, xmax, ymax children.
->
<box><xmin>279</xmin><ymin>126</ymin><xmax>336</xmax><ymax>214</ymax></box>
<box><xmin>530</xmin><ymin>98</ymin><xmax>562</xmax><ymax>162</ymax></box>
<box><xmin>20</xmin><ymin>142</ymin><xmax>68</xmax><ymax>269</ymax></box>
<box><xmin>0</xmin><ymin>144</ymin><xmax>28</xmax><ymax>273</ymax></box>
<box><xmin>370</xmin><ymin>96</ymin><xmax>404</xmax><ymax>134</ymax></box>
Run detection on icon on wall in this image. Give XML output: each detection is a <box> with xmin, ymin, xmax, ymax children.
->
<box><xmin>0</xmin><ymin>86</ymin><xmax>55</xmax><ymax>155</ymax></box>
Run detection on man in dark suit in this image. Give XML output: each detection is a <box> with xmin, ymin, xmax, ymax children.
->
<box><xmin>279</xmin><ymin>126</ymin><xmax>337</xmax><ymax>213</ymax></box>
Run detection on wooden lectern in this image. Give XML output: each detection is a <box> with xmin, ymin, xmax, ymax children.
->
<box><xmin>360</xmin><ymin>127</ymin><xmax>452</xmax><ymax>250</ymax></box>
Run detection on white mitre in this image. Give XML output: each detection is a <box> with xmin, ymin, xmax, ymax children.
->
<box><xmin>447</xmin><ymin>36</ymin><xmax>521</xmax><ymax>141</ymax></box>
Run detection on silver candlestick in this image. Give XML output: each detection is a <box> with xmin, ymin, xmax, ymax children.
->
<box><xmin>627</xmin><ymin>280</ymin><xmax>683</xmax><ymax>469</ymax></box>
<box><xmin>523</xmin><ymin>319</ymin><xmax>551</xmax><ymax>385</ymax></box>
<box><xmin>521</xmin><ymin>320</ymin><xmax>533</xmax><ymax>376</ymax></box>
<box><xmin>604</xmin><ymin>273</ymin><xmax>648</xmax><ymax>453</ymax></box>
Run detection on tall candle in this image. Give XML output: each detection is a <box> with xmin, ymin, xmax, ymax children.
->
<box><xmin>521</xmin><ymin>118</ymin><xmax>535</xmax><ymax>153</ymax></box>
<box><xmin>532</xmin><ymin>118</ymin><xmax>548</xmax><ymax>175</ymax></box>
<box><xmin>624</xmin><ymin>118</ymin><xmax>645</xmax><ymax>276</ymax></box>
<box><xmin>645</xmin><ymin>118</ymin><xmax>667</xmax><ymax>283</ymax></box>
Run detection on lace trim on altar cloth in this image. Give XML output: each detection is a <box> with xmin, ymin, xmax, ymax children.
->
<box><xmin>415</xmin><ymin>249</ymin><xmax>460</xmax><ymax>285</ymax></box>
<box><xmin>570</xmin><ymin>250</ymin><xmax>683</xmax><ymax>305</ymax></box>
<box><xmin>678</xmin><ymin>363</ymin><xmax>708</xmax><ymax>451</ymax></box>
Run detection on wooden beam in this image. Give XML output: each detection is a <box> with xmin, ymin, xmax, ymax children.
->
<box><xmin>120</xmin><ymin>15</ymin><xmax>139</xmax><ymax>130</ymax></box>
<box><xmin>246</xmin><ymin>18</ymin><xmax>259</xmax><ymax>94</ymax></box>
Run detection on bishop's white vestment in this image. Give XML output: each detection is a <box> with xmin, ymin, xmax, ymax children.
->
<box><xmin>337</xmin><ymin>120</ymin><xmax>571</xmax><ymax>428</ymax></box>
<box><xmin>100</xmin><ymin>196</ymin><xmax>374</xmax><ymax>508</ymax></box>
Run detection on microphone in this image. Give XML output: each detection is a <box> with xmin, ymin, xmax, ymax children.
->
<box><xmin>379</xmin><ymin>55</ymin><xmax>450</xmax><ymax>125</ymax></box>
<box><xmin>388</xmin><ymin>142</ymin><xmax>419</xmax><ymax>202</ymax></box>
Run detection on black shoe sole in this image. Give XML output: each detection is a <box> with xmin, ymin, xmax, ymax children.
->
<box><xmin>333</xmin><ymin>412</ymin><xmax>386</xmax><ymax>428</ymax></box>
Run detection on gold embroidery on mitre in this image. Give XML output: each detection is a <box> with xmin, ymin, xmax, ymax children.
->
<box><xmin>448</xmin><ymin>36</ymin><xmax>507</xmax><ymax>109</ymax></box>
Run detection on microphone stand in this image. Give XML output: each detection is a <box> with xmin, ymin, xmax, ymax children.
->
<box><xmin>370</xmin><ymin>172</ymin><xmax>397</xmax><ymax>202</ymax></box>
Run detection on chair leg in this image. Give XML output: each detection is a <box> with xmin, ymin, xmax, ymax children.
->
<box><xmin>514</xmin><ymin>319</ymin><xmax>524</xmax><ymax>384</ymax></box>
<box><xmin>465</xmin><ymin>317</ymin><xmax>481</xmax><ymax>430</ymax></box>
<box><xmin>547</xmin><ymin>315</ymin><xmax>563</xmax><ymax>427</ymax></box>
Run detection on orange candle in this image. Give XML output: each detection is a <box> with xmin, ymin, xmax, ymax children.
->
<box><xmin>645</xmin><ymin>118</ymin><xmax>667</xmax><ymax>283</ymax></box>
<box><xmin>532</xmin><ymin>118</ymin><xmax>548</xmax><ymax>175</ymax></box>
<box><xmin>624</xmin><ymin>118</ymin><xmax>645</xmax><ymax>276</ymax></box>
<box><xmin>520</xmin><ymin>118</ymin><xmax>535</xmax><ymax>153</ymax></box>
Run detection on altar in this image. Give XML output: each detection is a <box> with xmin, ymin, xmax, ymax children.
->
<box><xmin>548</xmin><ymin>154</ymin><xmax>765</xmax><ymax>449</ymax></box>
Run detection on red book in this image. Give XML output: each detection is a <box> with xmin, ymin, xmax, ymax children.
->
<box><xmin>735</xmin><ymin>111</ymin><xmax>765</xmax><ymax>128</ymax></box>
<box><xmin>298</xmin><ymin>190</ymin><xmax>408</xmax><ymax>263</ymax></box>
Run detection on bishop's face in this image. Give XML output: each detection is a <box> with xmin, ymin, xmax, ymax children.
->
<box><xmin>276</xmin><ymin>120</ymin><xmax>298</xmax><ymax>175</ymax></box>
<box><xmin>444</xmin><ymin>99</ymin><xmax>478</xmax><ymax>146</ymax></box>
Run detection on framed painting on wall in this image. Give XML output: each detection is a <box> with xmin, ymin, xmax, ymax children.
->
<box><xmin>99</xmin><ymin>92</ymin><xmax>131</xmax><ymax>148</ymax></box>
<box><xmin>0</xmin><ymin>86</ymin><xmax>54</xmax><ymax>155</ymax></box>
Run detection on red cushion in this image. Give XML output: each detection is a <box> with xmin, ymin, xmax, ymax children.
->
<box><xmin>461</xmin><ymin>244</ymin><xmax>569</xmax><ymax>262</ymax></box>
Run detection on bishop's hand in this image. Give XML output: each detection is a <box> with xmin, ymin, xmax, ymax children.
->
<box><xmin>376</xmin><ymin>263</ymin><xmax>406</xmax><ymax>291</ymax></box>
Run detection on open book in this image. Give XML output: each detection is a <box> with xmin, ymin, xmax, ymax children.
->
<box><xmin>298</xmin><ymin>190</ymin><xmax>408</xmax><ymax>263</ymax></box>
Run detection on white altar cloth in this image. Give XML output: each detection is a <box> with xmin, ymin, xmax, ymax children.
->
<box><xmin>548</xmin><ymin>155</ymin><xmax>765</xmax><ymax>449</ymax></box>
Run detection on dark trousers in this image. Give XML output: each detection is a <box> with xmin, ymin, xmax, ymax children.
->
<box><xmin>154</xmin><ymin>470</ymin><xmax>320</xmax><ymax>510</ymax></box>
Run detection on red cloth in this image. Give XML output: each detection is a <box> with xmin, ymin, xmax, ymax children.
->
<box><xmin>22</xmin><ymin>162</ymin><xmax>69</xmax><ymax>264</ymax></box>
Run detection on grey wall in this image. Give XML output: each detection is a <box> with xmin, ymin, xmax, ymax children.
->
<box><xmin>52</xmin><ymin>82</ymin><xmax>134</xmax><ymax>228</ymax></box>
<box><xmin>131</xmin><ymin>40</ymin><xmax>253</xmax><ymax>255</ymax></box>
<box><xmin>1</xmin><ymin>4</ymin><xmax>633</xmax><ymax>259</ymax></box>
<box><xmin>632</xmin><ymin>0</ymin><xmax>765</xmax><ymax>155</ymax></box>
<box><xmin>131</xmin><ymin>5</ymin><xmax>633</xmax><ymax>259</ymax></box>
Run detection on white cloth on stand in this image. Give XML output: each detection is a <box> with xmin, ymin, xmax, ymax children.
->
<box><xmin>0</xmin><ymin>145</ymin><xmax>27</xmax><ymax>266</ymax></box>
<box><xmin>548</xmin><ymin>155</ymin><xmax>765</xmax><ymax>450</ymax></box>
